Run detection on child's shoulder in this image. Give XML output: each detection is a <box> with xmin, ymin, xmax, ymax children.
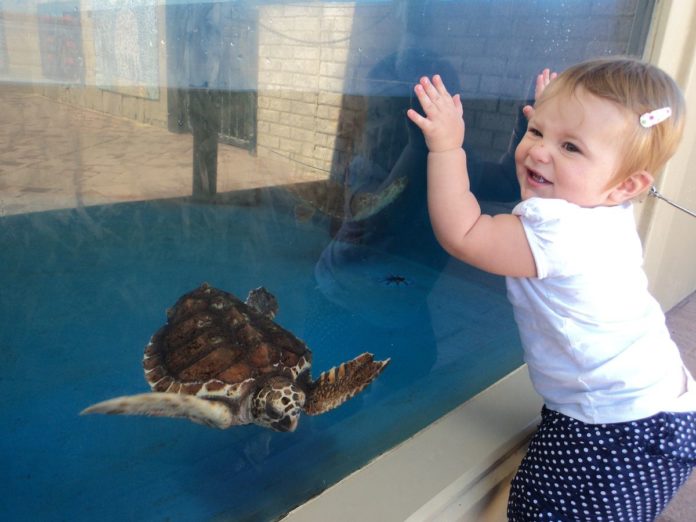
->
<box><xmin>513</xmin><ymin>197</ymin><xmax>632</xmax><ymax>226</ymax></box>
<box><xmin>512</xmin><ymin>198</ymin><xmax>639</xmax><ymax>277</ymax></box>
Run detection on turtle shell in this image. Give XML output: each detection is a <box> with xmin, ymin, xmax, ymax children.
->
<box><xmin>142</xmin><ymin>284</ymin><xmax>312</xmax><ymax>396</ymax></box>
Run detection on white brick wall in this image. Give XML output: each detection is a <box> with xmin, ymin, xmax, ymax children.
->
<box><xmin>256</xmin><ymin>3</ymin><xmax>359</xmax><ymax>181</ymax></box>
<box><xmin>256</xmin><ymin>0</ymin><xmax>649</xmax><ymax>173</ymax></box>
<box><xmin>22</xmin><ymin>1</ymin><xmax>649</xmax><ymax>177</ymax></box>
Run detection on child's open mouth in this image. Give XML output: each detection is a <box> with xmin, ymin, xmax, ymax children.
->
<box><xmin>527</xmin><ymin>168</ymin><xmax>551</xmax><ymax>185</ymax></box>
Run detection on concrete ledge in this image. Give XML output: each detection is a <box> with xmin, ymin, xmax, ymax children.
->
<box><xmin>283</xmin><ymin>366</ymin><xmax>542</xmax><ymax>521</ymax></box>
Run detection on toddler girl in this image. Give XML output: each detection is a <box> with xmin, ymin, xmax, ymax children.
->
<box><xmin>407</xmin><ymin>57</ymin><xmax>696</xmax><ymax>521</ymax></box>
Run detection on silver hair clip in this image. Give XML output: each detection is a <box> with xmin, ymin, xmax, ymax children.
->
<box><xmin>640</xmin><ymin>107</ymin><xmax>671</xmax><ymax>128</ymax></box>
<box><xmin>649</xmin><ymin>186</ymin><xmax>696</xmax><ymax>218</ymax></box>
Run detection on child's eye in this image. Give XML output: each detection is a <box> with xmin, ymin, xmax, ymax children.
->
<box><xmin>528</xmin><ymin>127</ymin><xmax>542</xmax><ymax>137</ymax></box>
<box><xmin>562</xmin><ymin>142</ymin><xmax>581</xmax><ymax>153</ymax></box>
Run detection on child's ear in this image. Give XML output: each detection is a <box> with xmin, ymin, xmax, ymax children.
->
<box><xmin>608</xmin><ymin>170</ymin><xmax>654</xmax><ymax>203</ymax></box>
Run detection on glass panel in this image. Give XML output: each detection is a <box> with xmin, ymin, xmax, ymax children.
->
<box><xmin>1</xmin><ymin>1</ymin><xmax>654</xmax><ymax>520</ymax></box>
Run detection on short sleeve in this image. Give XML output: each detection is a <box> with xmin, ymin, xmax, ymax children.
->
<box><xmin>512</xmin><ymin>198</ymin><xmax>587</xmax><ymax>279</ymax></box>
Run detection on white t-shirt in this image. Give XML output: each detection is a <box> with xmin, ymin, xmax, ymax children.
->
<box><xmin>506</xmin><ymin>197</ymin><xmax>696</xmax><ymax>424</ymax></box>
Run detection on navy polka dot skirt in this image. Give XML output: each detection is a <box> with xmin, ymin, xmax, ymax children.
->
<box><xmin>508</xmin><ymin>407</ymin><xmax>696</xmax><ymax>521</ymax></box>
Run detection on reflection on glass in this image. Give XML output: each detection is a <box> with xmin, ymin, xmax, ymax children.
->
<box><xmin>1</xmin><ymin>1</ymin><xmax>654</xmax><ymax>520</ymax></box>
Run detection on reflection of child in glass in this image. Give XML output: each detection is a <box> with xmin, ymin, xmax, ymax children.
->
<box><xmin>408</xmin><ymin>57</ymin><xmax>696</xmax><ymax>521</ymax></box>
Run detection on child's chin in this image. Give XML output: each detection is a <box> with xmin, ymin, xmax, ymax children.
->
<box><xmin>520</xmin><ymin>188</ymin><xmax>544</xmax><ymax>201</ymax></box>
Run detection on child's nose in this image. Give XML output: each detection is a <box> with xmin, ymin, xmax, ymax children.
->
<box><xmin>528</xmin><ymin>142</ymin><xmax>551</xmax><ymax>163</ymax></box>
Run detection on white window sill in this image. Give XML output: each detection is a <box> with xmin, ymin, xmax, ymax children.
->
<box><xmin>283</xmin><ymin>365</ymin><xmax>542</xmax><ymax>521</ymax></box>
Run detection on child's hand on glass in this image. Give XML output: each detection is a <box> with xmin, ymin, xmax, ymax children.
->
<box><xmin>407</xmin><ymin>75</ymin><xmax>464</xmax><ymax>153</ymax></box>
<box><xmin>522</xmin><ymin>68</ymin><xmax>557</xmax><ymax>120</ymax></box>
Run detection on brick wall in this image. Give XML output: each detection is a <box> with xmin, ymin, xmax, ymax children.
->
<box><xmin>8</xmin><ymin>1</ymin><xmax>651</xmax><ymax>181</ymax></box>
<box><xmin>422</xmin><ymin>0</ymin><xmax>648</xmax><ymax>163</ymax></box>
<box><xmin>256</xmin><ymin>3</ymin><xmax>361</xmax><ymax>180</ymax></box>
<box><xmin>256</xmin><ymin>0</ymin><xmax>652</xmax><ymax>179</ymax></box>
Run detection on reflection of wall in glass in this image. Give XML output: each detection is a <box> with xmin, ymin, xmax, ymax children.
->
<box><xmin>93</xmin><ymin>1</ymin><xmax>159</xmax><ymax>100</ymax></box>
<box><xmin>256</xmin><ymin>3</ymin><xmax>359</xmax><ymax>182</ymax></box>
<box><xmin>251</xmin><ymin>0</ymin><xmax>654</xmax><ymax>222</ymax></box>
<box><xmin>37</xmin><ymin>1</ymin><xmax>84</xmax><ymax>83</ymax></box>
<box><xmin>4</xmin><ymin>1</ymin><xmax>654</xmax><ymax>178</ymax></box>
<box><xmin>0</xmin><ymin>3</ymin><xmax>8</xmax><ymax>74</ymax></box>
<box><xmin>0</xmin><ymin>0</ymin><xmax>655</xmax><ymax>216</ymax></box>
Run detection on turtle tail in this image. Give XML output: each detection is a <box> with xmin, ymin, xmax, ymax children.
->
<box><xmin>80</xmin><ymin>393</ymin><xmax>238</xmax><ymax>429</ymax></box>
<box><xmin>304</xmin><ymin>353</ymin><xmax>390</xmax><ymax>415</ymax></box>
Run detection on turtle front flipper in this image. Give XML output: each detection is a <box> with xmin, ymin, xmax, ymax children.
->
<box><xmin>350</xmin><ymin>177</ymin><xmax>407</xmax><ymax>221</ymax></box>
<box><xmin>80</xmin><ymin>393</ymin><xmax>240</xmax><ymax>429</ymax></box>
<box><xmin>304</xmin><ymin>353</ymin><xmax>390</xmax><ymax>415</ymax></box>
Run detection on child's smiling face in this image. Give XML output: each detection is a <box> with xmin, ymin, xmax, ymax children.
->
<box><xmin>515</xmin><ymin>87</ymin><xmax>631</xmax><ymax>207</ymax></box>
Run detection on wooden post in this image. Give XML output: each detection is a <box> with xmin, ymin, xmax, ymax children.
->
<box><xmin>189</xmin><ymin>88</ymin><xmax>220</xmax><ymax>199</ymax></box>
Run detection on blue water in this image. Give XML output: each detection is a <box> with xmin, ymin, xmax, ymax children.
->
<box><xmin>1</xmin><ymin>191</ymin><xmax>522</xmax><ymax>521</ymax></box>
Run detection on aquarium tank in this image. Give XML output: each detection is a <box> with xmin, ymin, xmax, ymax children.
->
<box><xmin>1</xmin><ymin>0</ymin><xmax>655</xmax><ymax>520</ymax></box>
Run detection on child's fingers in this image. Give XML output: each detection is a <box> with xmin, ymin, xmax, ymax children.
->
<box><xmin>534</xmin><ymin>68</ymin><xmax>558</xmax><ymax>100</ymax></box>
<box><xmin>413</xmin><ymin>81</ymin><xmax>438</xmax><ymax>115</ymax></box>
<box><xmin>421</xmin><ymin>75</ymin><xmax>458</xmax><ymax>110</ymax></box>
<box><xmin>406</xmin><ymin>107</ymin><xmax>430</xmax><ymax>130</ymax></box>
<box><xmin>542</xmin><ymin>68</ymin><xmax>550</xmax><ymax>84</ymax></box>
<box><xmin>410</xmin><ymin>75</ymin><xmax>462</xmax><ymax>123</ymax></box>
<box><xmin>420</xmin><ymin>77</ymin><xmax>444</xmax><ymax>109</ymax></box>
<box><xmin>535</xmin><ymin>72</ymin><xmax>547</xmax><ymax>99</ymax></box>
<box><xmin>431</xmin><ymin>74</ymin><xmax>452</xmax><ymax>98</ymax></box>
<box><xmin>542</xmin><ymin>69</ymin><xmax>558</xmax><ymax>87</ymax></box>
<box><xmin>522</xmin><ymin>105</ymin><xmax>534</xmax><ymax>120</ymax></box>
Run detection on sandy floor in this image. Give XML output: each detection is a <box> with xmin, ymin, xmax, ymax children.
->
<box><xmin>0</xmin><ymin>88</ymin><xmax>324</xmax><ymax>216</ymax></box>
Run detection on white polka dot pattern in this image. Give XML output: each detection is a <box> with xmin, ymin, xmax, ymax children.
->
<box><xmin>507</xmin><ymin>407</ymin><xmax>696</xmax><ymax>521</ymax></box>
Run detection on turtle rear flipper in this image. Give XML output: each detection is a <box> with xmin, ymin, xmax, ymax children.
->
<box><xmin>80</xmin><ymin>393</ymin><xmax>238</xmax><ymax>429</ymax></box>
<box><xmin>304</xmin><ymin>353</ymin><xmax>390</xmax><ymax>415</ymax></box>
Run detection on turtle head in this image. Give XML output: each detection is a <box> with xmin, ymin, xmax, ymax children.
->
<box><xmin>251</xmin><ymin>377</ymin><xmax>306</xmax><ymax>432</ymax></box>
<box><xmin>245</xmin><ymin>287</ymin><xmax>279</xmax><ymax>320</ymax></box>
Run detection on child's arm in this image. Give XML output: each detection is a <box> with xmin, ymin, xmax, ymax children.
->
<box><xmin>407</xmin><ymin>75</ymin><xmax>536</xmax><ymax>278</ymax></box>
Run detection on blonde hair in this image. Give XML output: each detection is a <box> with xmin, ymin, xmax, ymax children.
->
<box><xmin>536</xmin><ymin>57</ymin><xmax>686</xmax><ymax>185</ymax></box>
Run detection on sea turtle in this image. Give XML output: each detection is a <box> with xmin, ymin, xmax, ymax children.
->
<box><xmin>291</xmin><ymin>155</ymin><xmax>408</xmax><ymax>223</ymax></box>
<box><xmin>81</xmin><ymin>283</ymin><xmax>390</xmax><ymax>432</ymax></box>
